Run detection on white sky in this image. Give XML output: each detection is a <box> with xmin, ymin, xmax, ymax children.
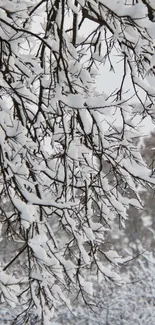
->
<box><xmin>79</xmin><ymin>16</ymin><xmax>154</xmax><ymax>137</ymax></box>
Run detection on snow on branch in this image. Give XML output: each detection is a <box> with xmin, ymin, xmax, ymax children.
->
<box><xmin>0</xmin><ymin>0</ymin><xmax>155</xmax><ymax>323</ymax></box>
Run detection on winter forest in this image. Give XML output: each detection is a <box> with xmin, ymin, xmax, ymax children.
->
<box><xmin>1</xmin><ymin>0</ymin><xmax>155</xmax><ymax>324</ymax></box>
